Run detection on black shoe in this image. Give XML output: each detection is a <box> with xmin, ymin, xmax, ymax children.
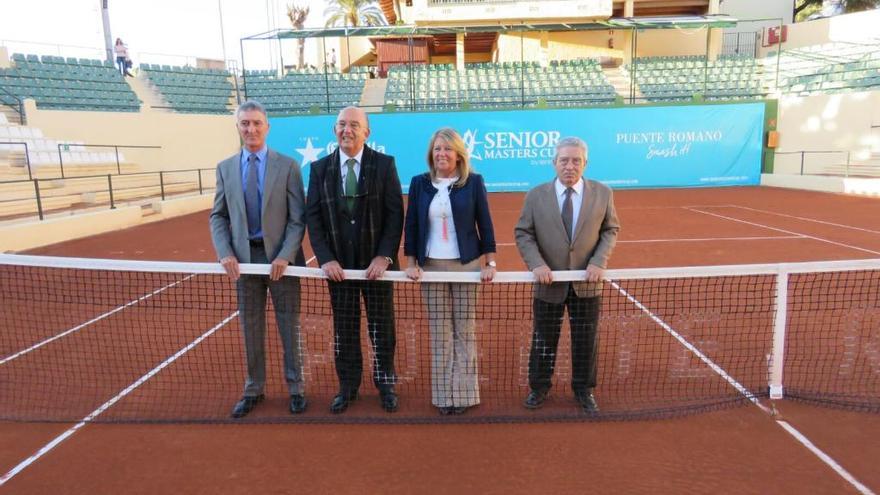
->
<box><xmin>230</xmin><ymin>394</ymin><xmax>264</xmax><ymax>418</ymax></box>
<box><xmin>289</xmin><ymin>394</ymin><xmax>308</xmax><ymax>414</ymax></box>
<box><xmin>524</xmin><ymin>390</ymin><xmax>547</xmax><ymax>409</ymax></box>
<box><xmin>452</xmin><ymin>406</ymin><xmax>468</xmax><ymax>415</ymax></box>
<box><xmin>438</xmin><ymin>406</ymin><xmax>455</xmax><ymax>415</ymax></box>
<box><xmin>575</xmin><ymin>391</ymin><xmax>599</xmax><ymax>413</ymax></box>
<box><xmin>330</xmin><ymin>391</ymin><xmax>358</xmax><ymax>414</ymax></box>
<box><xmin>380</xmin><ymin>391</ymin><xmax>399</xmax><ymax>413</ymax></box>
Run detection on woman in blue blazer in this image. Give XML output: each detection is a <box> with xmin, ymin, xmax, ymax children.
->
<box><xmin>404</xmin><ymin>127</ymin><xmax>497</xmax><ymax>415</ymax></box>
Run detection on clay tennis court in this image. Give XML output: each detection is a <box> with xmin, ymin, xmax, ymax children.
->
<box><xmin>2</xmin><ymin>186</ymin><xmax>879</xmax><ymax>493</ymax></box>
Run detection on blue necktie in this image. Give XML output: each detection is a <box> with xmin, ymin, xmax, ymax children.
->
<box><xmin>244</xmin><ymin>154</ymin><xmax>261</xmax><ymax>238</ymax></box>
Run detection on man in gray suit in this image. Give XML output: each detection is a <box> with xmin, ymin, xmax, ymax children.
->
<box><xmin>210</xmin><ymin>100</ymin><xmax>308</xmax><ymax>418</ymax></box>
<box><xmin>514</xmin><ymin>136</ymin><xmax>620</xmax><ymax>413</ymax></box>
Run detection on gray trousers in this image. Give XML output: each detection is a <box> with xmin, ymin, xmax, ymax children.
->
<box><xmin>237</xmin><ymin>245</ymin><xmax>304</xmax><ymax>397</ymax></box>
<box><xmin>422</xmin><ymin>257</ymin><xmax>481</xmax><ymax>408</ymax></box>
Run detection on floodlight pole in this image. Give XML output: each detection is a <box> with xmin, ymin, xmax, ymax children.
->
<box><xmin>520</xmin><ymin>26</ymin><xmax>525</xmax><ymax>108</ymax></box>
<box><xmin>100</xmin><ymin>0</ymin><xmax>113</xmax><ymax>63</ymax></box>
<box><xmin>240</xmin><ymin>38</ymin><xmax>248</xmax><ymax>100</ymax></box>
<box><xmin>218</xmin><ymin>0</ymin><xmax>229</xmax><ymax>71</ymax></box>
<box><xmin>408</xmin><ymin>35</ymin><xmax>415</xmax><ymax>111</ymax></box>
<box><xmin>322</xmin><ymin>37</ymin><xmax>331</xmax><ymax>112</ymax></box>
<box><xmin>703</xmin><ymin>26</ymin><xmax>711</xmax><ymax>97</ymax></box>
<box><xmin>630</xmin><ymin>28</ymin><xmax>638</xmax><ymax>104</ymax></box>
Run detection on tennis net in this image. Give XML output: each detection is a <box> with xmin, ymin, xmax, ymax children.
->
<box><xmin>0</xmin><ymin>254</ymin><xmax>877</xmax><ymax>423</ymax></box>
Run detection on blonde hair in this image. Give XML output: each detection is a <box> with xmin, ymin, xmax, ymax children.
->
<box><xmin>426</xmin><ymin>127</ymin><xmax>470</xmax><ymax>188</ymax></box>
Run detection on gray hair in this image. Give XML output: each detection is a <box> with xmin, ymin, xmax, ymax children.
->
<box><xmin>236</xmin><ymin>100</ymin><xmax>267</xmax><ymax>119</ymax></box>
<box><xmin>554</xmin><ymin>136</ymin><xmax>588</xmax><ymax>159</ymax></box>
<box><xmin>337</xmin><ymin>105</ymin><xmax>370</xmax><ymax>130</ymax></box>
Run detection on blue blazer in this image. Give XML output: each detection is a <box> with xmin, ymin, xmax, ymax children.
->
<box><xmin>404</xmin><ymin>172</ymin><xmax>496</xmax><ymax>267</ymax></box>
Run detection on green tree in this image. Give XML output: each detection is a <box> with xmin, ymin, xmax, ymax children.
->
<box><xmin>324</xmin><ymin>0</ymin><xmax>386</xmax><ymax>27</ymax></box>
<box><xmin>795</xmin><ymin>0</ymin><xmax>879</xmax><ymax>22</ymax></box>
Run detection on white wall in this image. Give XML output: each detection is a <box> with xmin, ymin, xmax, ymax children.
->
<box><xmin>775</xmin><ymin>90</ymin><xmax>880</xmax><ymax>173</ymax></box>
<box><xmin>720</xmin><ymin>0</ymin><xmax>793</xmax><ymax>24</ymax></box>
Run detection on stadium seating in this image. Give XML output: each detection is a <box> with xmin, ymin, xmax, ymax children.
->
<box><xmin>140</xmin><ymin>64</ymin><xmax>234</xmax><ymax>114</ymax></box>
<box><xmin>384</xmin><ymin>59</ymin><xmax>617</xmax><ymax>111</ymax></box>
<box><xmin>774</xmin><ymin>41</ymin><xmax>880</xmax><ymax>96</ymax></box>
<box><xmin>627</xmin><ymin>55</ymin><xmax>764</xmax><ymax>102</ymax></box>
<box><xmin>243</xmin><ymin>66</ymin><xmax>367</xmax><ymax>114</ymax></box>
<box><xmin>0</xmin><ymin>53</ymin><xmax>141</xmax><ymax>112</ymax></box>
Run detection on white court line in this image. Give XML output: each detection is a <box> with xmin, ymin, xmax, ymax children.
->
<box><xmin>0</xmin><ymin>311</ymin><xmax>239</xmax><ymax>488</ymax></box>
<box><xmin>776</xmin><ymin>420</ymin><xmax>875</xmax><ymax>495</ymax></box>
<box><xmin>724</xmin><ymin>205</ymin><xmax>880</xmax><ymax>236</ymax></box>
<box><xmin>685</xmin><ymin>207</ymin><xmax>880</xmax><ymax>257</ymax></box>
<box><xmin>495</xmin><ymin>236</ymin><xmax>805</xmax><ymax>247</ymax></box>
<box><xmin>609</xmin><ymin>281</ymin><xmax>770</xmax><ymax>412</ymax></box>
<box><xmin>611</xmin><ymin>280</ymin><xmax>875</xmax><ymax>495</ymax></box>
<box><xmin>616</xmin><ymin>235</ymin><xmax>805</xmax><ymax>244</ymax></box>
<box><xmin>0</xmin><ymin>275</ymin><xmax>195</xmax><ymax>365</ymax></box>
<box><xmin>615</xmin><ymin>204</ymin><xmax>739</xmax><ymax>210</ymax></box>
<box><xmin>305</xmin><ymin>255</ymin><xmax>317</xmax><ymax>266</ymax></box>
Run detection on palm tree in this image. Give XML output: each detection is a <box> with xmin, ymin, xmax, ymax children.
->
<box><xmin>286</xmin><ymin>3</ymin><xmax>310</xmax><ymax>69</ymax></box>
<box><xmin>795</xmin><ymin>0</ymin><xmax>879</xmax><ymax>21</ymax></box>
<box><xmin>324</xmin><ymin>0</ymin><xmax>386</xmax><ymax>28</ymax></box>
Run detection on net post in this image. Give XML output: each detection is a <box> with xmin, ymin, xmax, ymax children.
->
<box><xmin>768</xmin><ymin>267</ymin><xmax>789</xmax><ymax>400</ymax></box>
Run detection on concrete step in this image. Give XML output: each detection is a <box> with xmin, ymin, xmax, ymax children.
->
<box><xmin>0</xmin><ymin>105</ymin><xmax>23</xmax><ymax>125</ymax></box>
<box><xmin>360</xmin><ymin>78</ymin><xmax>388</xmax><ymax>112</ymax></box>
<box><xmin>0</xmin><ymin>180</ymin><xmax>203</xmax><ymax>217</ymax></box>
<box><xmin>6</xmin><ymin>163</ymin><xmax>142</xmax><ymax>180</ymax></box>
<box><xmin>821</xmin><ymin>163</ymin><xmax>880</xmax><ymax>177</ymax></box>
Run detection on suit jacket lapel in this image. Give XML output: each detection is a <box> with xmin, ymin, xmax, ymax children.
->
<box><xmin>227</xmin><ymin>153</ymin><xmax>246</xmax><ymax>223</ymax></box>
<box><xmin>325</xmin><ymin>148</ymin><xmax>341</xmax><ymax>198</ymax></box>
<box><xmin>359</xmin><ymin>145</ymin><xmax>373</xmax><ymax>195</ymax></box>
<box><xmin>261</xmin><ymin>149</ymin><xmax>281</xmax><ymax>212</ymax></box>
<box><xmin>543</xmin><ymin>181</ymin><xmax>569</xmax><ymax>244</ymax></box>
<box><xmin>572</xmin><ymin>178</ymin><xmax>591</xmax><ymax>243</ymax></box>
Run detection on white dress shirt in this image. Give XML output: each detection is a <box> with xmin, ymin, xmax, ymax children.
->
<box><xmin>555</xmin><ymin>178</ymin><xmax>584</xmax><ymax>237</ymax></box>
<box><xmin>339</xmin><ymin>148</ymin><xmax>364</xmax><ymax>183</ymax></box>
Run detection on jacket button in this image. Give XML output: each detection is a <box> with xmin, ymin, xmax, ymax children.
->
<box><xmin>350</xmin><ymin>220</ymin><xmax>355</xmax><ymax>224</ymax></box>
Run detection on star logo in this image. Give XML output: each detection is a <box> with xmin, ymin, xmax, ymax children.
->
<box><xmin>295</xmin><ymin>138</ymin><xmax>322</xmax><ymax>166</ymax></box>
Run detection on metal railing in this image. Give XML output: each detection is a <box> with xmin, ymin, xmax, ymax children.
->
<box><xmin>0</xmin><ymin>39</ymin><xmax>106</xmax><ymax>61</ymax></box>
<box><xmin>55</xmin><ymin>144</ymin><xmax>162</xmax><ymax>178</ymax></box>
<box><xmin>776</xmin><ymin>150</ymin><xmax>852</xmax><ymax>176</ymax></box>
<box><xmin>0</xmin><ymin>167</ymin><xmax>214</xmax><ymax>221</ymax></box>
<box><xmin>0</xmin><ymin>85</ymin><xmax>26</xmax><ymax>125</ymax></box>
<box><xmin>0</xmin><ymin>141</ymin><xmax>32</xmax><ymax>179</ymax></box>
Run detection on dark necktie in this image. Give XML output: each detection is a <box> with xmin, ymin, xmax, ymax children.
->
<box><xmin>344</xmin><ymin>158</ymin><xmax>357</xmax><ymax>211</ymax></box>
<box><xmin>244</xmin><ymin>153</ymin><xmax>261</xmax><ymax>238</ymax></box>
<box><xmin>561</xmin><ymin>187</ymin><xmax>574</xmax><ymax>242</ymax></box>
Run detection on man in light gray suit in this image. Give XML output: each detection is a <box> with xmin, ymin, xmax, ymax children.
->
<box><xmin>515</xmin><ymin>136</ymin><xmax>620</xmax><ymax>413</ymax></box>
<box><xmin>210</xmin><ymin>100</ymin><xmax>308</xmax><ymax>418</ymax></box>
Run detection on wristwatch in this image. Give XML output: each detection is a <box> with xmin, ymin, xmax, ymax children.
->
<box><xmin>384</xmin><ymin>256</ymin><xmax>393</xmax><ymax>266</ymax></box>
<box><xmin>486</xmin><ymin>261</ymin><xmax>497</xmax><ymax>268</ymax></box>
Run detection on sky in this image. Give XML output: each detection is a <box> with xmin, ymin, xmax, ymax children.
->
<box><xmin>0</xmin><ymin>0</ymin><xmax>346</xmax><ymax>70</ymax></box>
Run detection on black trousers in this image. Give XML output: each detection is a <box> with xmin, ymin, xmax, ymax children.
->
<box><xmin>328</xmin><ymin>279</ymin><xmax>397</xmax><ymax>394</ymax></box>
<box><xmin>528</xmin><ymin>286</ymin><xmax>601</xmax><ymax>394</ymax></box>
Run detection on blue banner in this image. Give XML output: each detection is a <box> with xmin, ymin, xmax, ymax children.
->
<box><xmin>268</xmin><ymin>103</ymin><xmax>765</xmax><ymax>192</ymax></box>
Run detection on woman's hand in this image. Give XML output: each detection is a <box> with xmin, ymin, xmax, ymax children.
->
<box><xmin>405</xmin><ymin>265</ymin><xmax>423</xmax><ymax>281</ymax></box>
<box><xmin>480</xmin><ymin>265</ymin><xmax>496</xmax><ymax>283</ymax></box>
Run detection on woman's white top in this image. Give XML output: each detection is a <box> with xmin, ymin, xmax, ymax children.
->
<box><xmin>426</xmin><ymin>177</ymin><xmax>460</xmax><ymax>260</ymax></box>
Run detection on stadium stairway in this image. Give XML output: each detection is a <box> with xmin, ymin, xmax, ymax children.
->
<box><xmin>126</xmin><ymin>75</ymin><xmax>171</xmax><ymax>113</ymax></box>
<box><xmin>360</xmin><ymin>78</ymin><xmax>387</xmax><ymax>112</ymax></box>
<box><xmin>602</xmin><ymin>66</ymin><xmax>639</xmax><ymax>102</ymax></box>
<box><xmin>0</xmin><ymin>105</ymin><xmax>23</xmax><ymax>125</ymax></box>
